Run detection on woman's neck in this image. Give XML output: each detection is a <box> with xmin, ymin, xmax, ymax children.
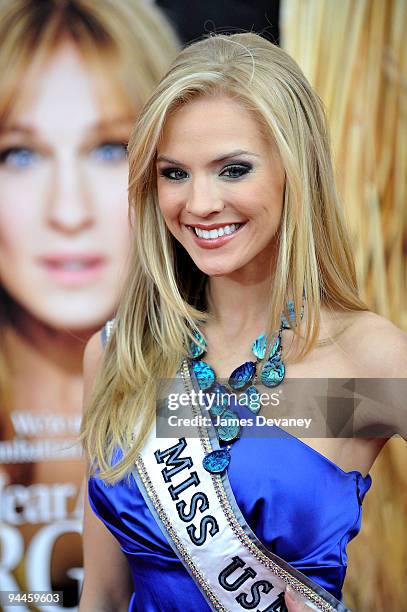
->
<box><xmin>206</xmin><ymin>267</ymin><xmax>273</xmax><ymax>339</ymax></box>
<box><xmin>204</xmin><ymin>235</ymin><xmax>280</xmax><ymax>337</ymax></box>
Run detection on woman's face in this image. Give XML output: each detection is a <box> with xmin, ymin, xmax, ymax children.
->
<box><xmin>156</xmin><ymin>95</ymin><xmax>285</xmax><ymax>278</ymax></box>
<box><xmin>0</xmin><ymin>41</ymin><xmax>133</xmax><ymax>330</ymax></box>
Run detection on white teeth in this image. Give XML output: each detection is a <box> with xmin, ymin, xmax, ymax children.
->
<box><xmin>193</xmin><ymin>223</ymin><xmax>241</xmax><ymax>239</ymax></box>
<box><xmin>60</xmin><ymin>261</ymin><xmax>85</xmax><ymax>270</ymax></box>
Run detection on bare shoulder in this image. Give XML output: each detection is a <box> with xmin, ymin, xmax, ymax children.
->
<box><xmin>315</xmin><ymin>309</ymin><xmax>407</xmax><ymax>438</ymax></box>
<box><xmin>83</xmin><ymin>331</ymin><xmax>105</xmax><ymax>410</ymax></box>
<box><xmin>83</xmin><ymin>331</ymin><xmax>104</xmax><ymax>382</ymax></box>
<box><xmin>334</xmin><ymin>310</ymin><xmax>407</xmax><ymax>377</ymax></box>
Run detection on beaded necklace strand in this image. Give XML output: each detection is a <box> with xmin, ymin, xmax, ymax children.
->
<box><xmin>187</xmin><ymin>299</ymin><xmax>304</xmax><ymax>473</ymax></box>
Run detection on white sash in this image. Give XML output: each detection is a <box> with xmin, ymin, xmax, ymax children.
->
<box><xmin>133</xmin><ymin>360</ymin><xmax>350</xmax><ymax>612</ymax></box>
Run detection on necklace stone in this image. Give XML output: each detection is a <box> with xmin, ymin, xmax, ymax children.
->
<box><xmin>188</xmin><ymin>299</ymin><xmax>303</xmax><ymax>474</ymax></box>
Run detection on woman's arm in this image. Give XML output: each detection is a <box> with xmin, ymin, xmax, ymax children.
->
<box><xmin>79</xmin><ymin>488</ymin><xmax>133</xmax><ymax>611</ymax></box>
<box><xmin>79</xmin><ymin>333</ymin><xmax>133</xmax><ymax>612</ymax></box>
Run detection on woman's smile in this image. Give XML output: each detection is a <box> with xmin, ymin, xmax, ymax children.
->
<box><xmin>185</xmin><ymin>221</ymin><xmax>247</xmax><ymax>249</ymax></box>
<box><xmin>157</xmin><ymin>95</ymin><xmax>285</xmax><ymax>277</ymax></box>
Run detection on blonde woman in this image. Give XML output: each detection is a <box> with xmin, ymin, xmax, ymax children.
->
<box><xmin>0</xmin><ymin>0</ymin><xmax>177</xmax><ymax>604</ymax></box>
<box><xmin>81</xmin><ymin>33</ymin><xmax>407</xmax><ymax>611</ymax></box>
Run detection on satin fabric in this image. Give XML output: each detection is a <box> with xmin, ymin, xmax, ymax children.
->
<box><xmin>89</xmin><ymin>425</ymin><xmax>371</xmax><ymax>612</ymax></box>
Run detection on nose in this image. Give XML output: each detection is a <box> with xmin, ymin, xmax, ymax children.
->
<box><xmin>185</xmin><ymin>176</ymin><xmax>224</xmax><ymax>217</ymax></box>
<box><xmin>46</xmin><ymin>155</ymin><xmax>93</xmax><ymax>233</ymax></box>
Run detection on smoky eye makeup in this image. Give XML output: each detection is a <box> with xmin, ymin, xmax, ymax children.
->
<box><xmin>156</xmin><ymin>156</ymin><xmax>255</xmax><ymax>181</ymax></box>
<box><xmin>158</xmin><ymin>166</ymin><xmax>189</xmax><ymax>181</ymax></box>
<box><xmin>219</xmin><ymin>162</ymin><xmax>253</xmax><ymax>179</ymax></box>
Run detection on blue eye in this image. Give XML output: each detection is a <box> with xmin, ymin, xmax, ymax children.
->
<box><xmin>160</xmin><ymin>167</ymin><xmax>188</xmax><ymax>181</ymax></box>
<box><xmin>91</xmin><ymin>142</ymin><xmax>127</xmax><ymax>162</ymax></box>
<box><xmin>220</xmin><ymin>163</ymin><xmax>252</xmax><ymax>179</ymax></box>
<box><xmin>0</xmin><ymin>147</ymin><xmax>40</xmax><ymax>169</ymax></box>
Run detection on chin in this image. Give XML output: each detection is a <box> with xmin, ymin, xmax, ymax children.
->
<box><xmin>206</xmin><ymin>268</ymin><xmax>234</xmax><ymax>277</ymax></box>
<box><xmin>35</xmin><ymin>313</ymin><xmax>111</xmax><ymax>333</ymax></box>
<box><xmin>26</xmin><ymin>296</ymin><xmax>118</xmax><ymax>333</ymax></box>
<box><xmin>193</xmin><ymin>259</ymin><xmax>241</xmax><ymax>277</ymax></box>
<box><xmin>43</xmin><ymin>316</ymin><xmax>110</xmax><ymax>333</ymax></box>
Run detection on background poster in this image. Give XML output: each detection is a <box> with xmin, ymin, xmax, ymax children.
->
<box><xmin>0</xmin><ymin>1</ymin><xmax>405</xmax><ymax>610</ymax></box>
<box><xmin>0</xmin><ymin>0</ymin><xmax>179</xmax><ymax>608</ymax></box>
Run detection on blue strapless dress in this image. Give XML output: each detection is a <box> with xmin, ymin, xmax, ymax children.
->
<box><xmin>88</xmin><ymin>421</ymin><xmax>372</xmax><ymax>611</ymax></box>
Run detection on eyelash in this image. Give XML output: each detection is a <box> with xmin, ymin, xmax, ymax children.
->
<box><xmin>89</xmin><ymin>141</ymin><xmax>128</xmax><ymax>162</ymax></box>
<box><xmin>159</xmin><ymin>167</ymin><xmax>188</xmax><ymax>181</ymax></box>
<box><xmin>0</xmin><ymin>141</ymin><xmax>128</xmax><ymax>168</ymax></box>
<box><xmin>159</xmin><ymin>163</ymin><xmax>253</xmax><ymax>181</ymax></box>
<box><xmin>0</xmin><ymin>147</ymin><xmax>40</xmax><ymax>167</ymax></box>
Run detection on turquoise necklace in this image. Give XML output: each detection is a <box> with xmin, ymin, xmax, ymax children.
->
<box><xmin>188</xmin><ymin>300</ymin><xmax>303</xmax><ymax>474</ymax></box>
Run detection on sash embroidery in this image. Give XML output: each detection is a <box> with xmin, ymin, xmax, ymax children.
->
<box><xmin>133</xmin><ymin>359</ymin><xmax>350</xmax><ymax>612</ymax></box>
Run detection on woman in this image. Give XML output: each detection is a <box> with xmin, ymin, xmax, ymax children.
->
<box><xmin>80</xmin><ymin>33</ymin><xmax>407</xmax><ymax>611</ymax></box>
<box><xmin>0</xmin><ymin>0</ymin><xmax>177</xmax><ymax>605</ymax></box>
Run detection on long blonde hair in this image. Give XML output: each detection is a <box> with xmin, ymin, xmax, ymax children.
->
<box><xmin>81</xmin><ymin>32</ymin><xmax>368</xmax><ymax>482</ymax></box>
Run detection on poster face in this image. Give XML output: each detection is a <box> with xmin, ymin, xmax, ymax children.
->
<box><xmin>0</xmin><ymin>31</ymin><xmax>133</xmax><ymax>611</ymax></box>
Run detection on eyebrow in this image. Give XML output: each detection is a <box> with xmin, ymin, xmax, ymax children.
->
<box><xmin>0</xmin><ymin>124</ymin><xmax>34</xmax><ymax>136</ymax></box>
<box><xmin>156</xmin><ymin>149</ymin><xmax>260</xmax><ymax>165</ymax></box>
<box><xmin>88</xmin><ymin>116</ymin><xmax>134</xmax><ymax>135</ymax></box>
<box><xmin>0</xmin><ymin>116</ymin><xmax>134</xmax><ymax>138</ymax></box>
